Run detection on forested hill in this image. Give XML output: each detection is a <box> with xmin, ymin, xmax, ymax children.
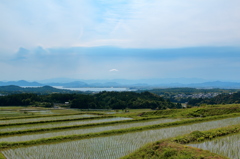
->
<box><xmin>188</xmin><ymin>92</ymin><xmax>240</xmax><ymax>106</ymax></box>
<box><xmin>71</xmin><ymin>91</ymin><xmax>178</xmax><ymax>109</ymax></box>
<box><xmin>0</xmin><ymin>85</ymin><xmax>79</xmax><ymax>94</ymax></box>
<box><xmin>0</xmin><ymin>91</ymin><xmax>178</xmax><ymax>109</ymax></box>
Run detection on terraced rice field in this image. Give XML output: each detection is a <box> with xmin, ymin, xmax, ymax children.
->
<box><xmin>0</xmin><ymin>114</ymin><xmax>99</xmax><ymax>124</ymax></box>
<box><xmin>0</xmin><ymin>108</ymin><xmax>89</xmax><ymax>118</ymax></box>
<box><xmin>0</xmin><ymin>117</ymin><xmax>132</xmax><ymax>133</ymax></box>
<box><xmin>2</xmin><ymin>116</ymin><xmax>240</xmax><ymax>159</ymax></box>
<box><xmin>0</xmin><ymin>109</ymin><xmax>58</xmax><ymax>117</ymax></box>
<box><xmin>188</xmin><ymin>133</ymin><xmax>240</xmax><ymax>159</ymax></box>
<box><xmin>0</xmin><ymin>118</ymin><xmax>179</xmax><ymax>142</ymax></box>
<box><xmin>19</xmin><ymin>110</ymin><xmax>55</xmax><ymax>115</ymax></box>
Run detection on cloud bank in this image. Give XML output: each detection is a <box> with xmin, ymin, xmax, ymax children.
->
<box><xmin>0</xmin><ymin>46</ymin><xmax>239</xmax><ymax>81</ymax></box>
<box><xmin>0</xmin><ymin>0</ymin><xmax>240</xmax><ymax>52</ymax></box>
<box><xmin>0</xmin><ymin>1</ymin><xmax>240</xmax><ymax>81</ymax></box>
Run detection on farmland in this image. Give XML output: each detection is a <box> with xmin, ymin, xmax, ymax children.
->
<box><xmin>188</xmin><ymin>133</ymin><xmax>240</xmax><ymax>159</ymax></box>
<box><xmin>0</xmin><ymin>117</ymin><xmax>132</xmax><ymax>132</ymax></box>
<box><xmin>0</xmin><ymin>107</ymin><xmax>82</xmax><ymax>117</ymax></box>
<box><xmin>1</xmin><ymin>104</ymin><xmax>240</xmax><ymax>158</ymax></box>
<box><xmin>0</xmin><ymin>118</ymin><xmax>178</xmax><ymax>143</ymax></box>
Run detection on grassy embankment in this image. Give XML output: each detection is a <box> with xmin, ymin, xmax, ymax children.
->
<box><xmin>120</xmin><ymin>104</ymin><xmax>240</xmax><ymax>158</ymax></box>
<box><xmin>172</xmin><ymin>124</ymin><xmax>240</xmax><ymax>144</ymax></box>
<box><xmin>2</xmin><ymin>104</ymin><xmax>238</xmax><ymax>120</ymax></box>
<box><xmin>122</xmin><ymin>123</ymin><xmax>240</xmax><ymax>159</ymax></box>
<box><xmin>122</xmin><ymin>140</ymin><xmax>228</xmax><ymax>159</ymax></box>
<box><xmin>142</xmin><ymin>104</ymin><xmax>240</xmax><ymax>118</ymax></box>
<box><xmin>0</xmin><ymin>153</ymin><xmax>5</xmax><ymax>159</ymax></box>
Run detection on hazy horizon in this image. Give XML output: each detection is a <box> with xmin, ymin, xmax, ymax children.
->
<box><xmin>1</xmin><ymin>1</ymin><xmax>240</xmax><ymax>81</ymax></box>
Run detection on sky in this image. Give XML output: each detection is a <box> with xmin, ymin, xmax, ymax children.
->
<box><xmin>0</xmin><ymin>0</ymin><xmax>240</xmax><ymax>82</ymax></box>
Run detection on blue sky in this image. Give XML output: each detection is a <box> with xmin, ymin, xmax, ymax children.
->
<box><xmin>0</xmin><ymin>0</ymin><xmax>240</xmax><ymax>81</ymax></box>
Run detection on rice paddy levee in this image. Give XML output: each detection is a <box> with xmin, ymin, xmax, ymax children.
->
<box><xmin>188</xmin><ymin>133</ymin><xmax>240</xmax><ymax>159</ymax></box>
<box><xmin>122</xmin><ymin>141</ymin><xmax>229</xmax><ymax>159</ymax></box>
<box><xmin>0</xmin><ymin>118</ymin><xmax>179</xmax><ymax>143</ymax></box>
<box><xmin>0</xmin><ymin>108</ymin><xmax>105</xmax><ymax>120</ymax></box>
<box><xmin>0</xmin><ymin>117</ymin><xmax>132</xmax><ymax>134</ymax></box>
<box><xmin>2</xmin><ymin>115</ymin><xmax>240</xmax><ymax>159</ymax></box>
<box><xmin>175</xmin><ymin>124</ymin><xmax>240</xmax><ymax>159</ymax></box>
<box><xmin>122</xmin><ymin>123</ymin><xmax>240</xmax><ymax>159</ymax></box>
<box><xmin>0</xmin><ymin>113</ymin><xmax>239</xmax><ymax>145</ymax></box>
<box><xmin>1</xmin><ymin>104</ymin><xmax>240</xmax><ymax>159</ymax></box>
<box><xmin>0</xmin><ymin>115</ymin><xmax>115</xmax><ymax>127</ymax></box>
<box><xmin>0</xmin><ymin>116</ymin><xmax>171</xmax><ymax>137</ymax></box>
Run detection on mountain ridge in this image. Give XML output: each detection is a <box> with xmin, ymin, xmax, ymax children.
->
<box><xmin>1</xmin><ymin>79</ymin><xmax>240</xmax><ymax>89</ymax></box>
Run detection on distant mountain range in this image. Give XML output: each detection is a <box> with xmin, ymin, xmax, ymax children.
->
<box><xmin>1</xmin><ymin>79</ymin><xmax>240</xmax><ymax>89</ymax></box>
<box><xmin>0</xmin><ymin>85</ymin><xmax>77</xmax><ymax>94</ymax></box>
<box><xmin>0</xmin><ymin>80</ymin><xmax>43</xmax><ymax>86</ymax></box>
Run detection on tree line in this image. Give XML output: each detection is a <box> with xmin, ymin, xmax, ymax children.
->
<box><xmin>0</xmin><ymin>91</ymin><xmax>181</xmax><ymax>109</ymax></box>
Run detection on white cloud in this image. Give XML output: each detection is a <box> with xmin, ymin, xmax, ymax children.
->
<box><xmin>1</xmin><ymin>0</ymin><xmax>240</xmax><ymax>51</ymax></box>
<box><xmin>1</xmin><ymin>0</ymin><xmax>240</xmax><ymax>81</ymax></box>
<box><xmin>109</xmin><ymin>69</ymin><xmax>119</xmax><ymax>72</ymax></box>
<box><xmin>0</xmin><ymin>0</ymin><xmax>95</xmax><ymax>51</ymax></box>
<box><xmin>0</xmin><ymin>0</ymin><xmax>240</xmax><ymax>51</ymax></box>
<box><xmin>108</xmin><ymin>0</ymin><xmax>240</xmax><ymax>48</ymax></box>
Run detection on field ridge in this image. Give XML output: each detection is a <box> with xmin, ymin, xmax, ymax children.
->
<box><xmin>122</xmin><ymin>123</ymin><xmax>240</xmax><ymax>159</ymax></box>
<box><xmin>1</xmin><ymin>113</ymin><xmax>240</xmax><ymax>149</ymax></box>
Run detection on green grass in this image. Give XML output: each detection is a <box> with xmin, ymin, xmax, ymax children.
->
<box><xmin>0</xmin><ymin>106</ymin><xmax>27</xmax><ymax>110</ymax></box>
<box><xmin>108</xmin><ymin>109</ymin><xmax>154</xmax><ymax>118</ymax></box>
<box><xmin>0</xmin><ymin>152</ymin><xmax>5</xmax><ymax>159</ymax></box>
<box><xmin>0</xmin><ymin>110</ymin><xmax>33</xmax><ymax>118</ymax></box>
<box><xmin>143</xmin><ymin>104</ymin><xmax>240</xmax><ymax>118</ymax></box>
<box><xmin>172</xmin><ymin>124</ymin><xmax>240</xmax><ymax>144</ymax></box>
<box><xmin>188</xmin><ymin>133</ymin><xmax>240</xmax><ymax>159</ymax></box>
<box><xmin>121</xmin><ymin>140</ymin><xmax>229</xmax><ymax>159</ymax></box>
<box><xmin>3</xmin><ymin>104</ymin><xmax>238</xmax><ymax>120</ymax></box>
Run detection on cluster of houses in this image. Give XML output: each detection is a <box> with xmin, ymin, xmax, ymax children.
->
<box><xmin>174</xmin><ymin>93</ymin><xmax>219</xmax><ymax>99</ymax></box>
